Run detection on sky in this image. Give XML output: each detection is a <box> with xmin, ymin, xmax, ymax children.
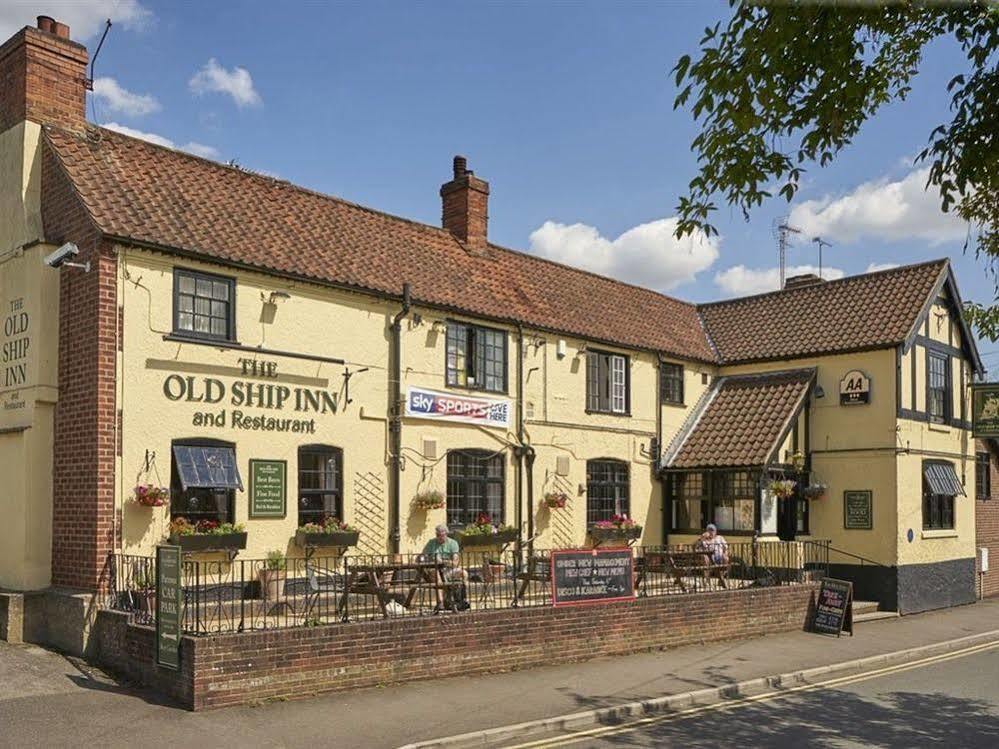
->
<box><xmin>2</xmin><ymin>1</ymin><xmax>995</xmax><ymax>360</ymax></box>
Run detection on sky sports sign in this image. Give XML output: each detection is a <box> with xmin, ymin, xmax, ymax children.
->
<box><xmin>405</xmin><ymin>386</ymin><xmax>511</xmax><ymax>429</ymax></box>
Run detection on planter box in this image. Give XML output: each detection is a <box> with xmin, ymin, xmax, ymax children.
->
<box><xmin>294</xmin><ymin>529</ymin><xmax>360</xmax><ymax>548</ymax></box>
<box><xmin>169</xmin><ymin>532</ymin><xmax>247</xmax><ymax>553</ymax></box>
<box><xmin>455</xmin><ymin>529</ymin><xmax>519</xmax><ymax>548</ymax></box>
<box><xmin>588</xmin><ymin>526</ymin><xmax>642</xmax><ymax>544</ymax></box>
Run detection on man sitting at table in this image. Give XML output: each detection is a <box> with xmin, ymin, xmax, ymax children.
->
<box><xmin>695</xmin><ymin>523</ymin><xmax>729</xmax><ymax>565</ymax></box>
<box><xmin>422</xmin><ymin>524</ymin><xmax>469</xmax><ymax>612</ymax></box>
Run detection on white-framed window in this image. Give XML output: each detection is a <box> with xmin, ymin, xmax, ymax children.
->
<box><xmin>586</xmin><ymin>350</ymin><xmax>629</xmax><ymax>414</ymax></box>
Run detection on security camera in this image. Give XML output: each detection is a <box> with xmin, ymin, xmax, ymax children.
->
<box><xmin>43</xmin><ymin>243</ymin><xmax>89</xmax><ymax>272</ymax></box>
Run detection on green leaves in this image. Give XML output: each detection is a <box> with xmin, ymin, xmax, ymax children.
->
<box><xmin>672</xmin><ymin>3</ymin><xmax>999</xmax><ymax>333</ymax></box>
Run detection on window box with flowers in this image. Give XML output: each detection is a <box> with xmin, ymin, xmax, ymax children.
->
<box><xmin>295</xmin><ymin>516</ymin><xmax>360</xmax><ymax>548</ymax></box>
<box><xmin>544</xmin><ymin>492</ymin><xmax>569</xmax><ymax>509</ymax></box>
<box><xmin>168</xmin><ymin>517</ymin><xmax>247</xmax><ymax>553</ymax></box>
<box><xmin>132</xmin><ymin>484</ymin><xmax>169</xmax><ymax>508</ymax></box>
<box><xmin>412</xmin><ymin>490</ymin><xmax>445</xmax><ymax>511</ymax></box>
<box><xmin>588</xmin><ymin>515</ymin><xmax>643</xmax><ymax>544</ymax></box>
<box><xmin>454</xmin><ymin>513</ymin><xmax>519</xmax><ymax>547</ymax></box>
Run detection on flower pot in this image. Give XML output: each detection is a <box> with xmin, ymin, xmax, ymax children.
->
<box><xmin>294</xmin><ymin>529</ymin><xmax>360</xmax><ymax>548</ymax></box>
<box><xmin>589</xmin><ymin>526</ymin><xmax>642</xmax><ymax>545</ymax></box>
<box><xmin>258</xmin><ymin>569</ymin><xmax>286</xmax><ymax>602</ymax></box>
<box><xmin>169</xmin><ymin>532</ymin><xmax>247</xmax><ymax>553</ymax></box>
<box><xmin>544</xmin><ymin>497</ymin><xmax>567</xmax><ymax>509</ymax></box>
<box><xmin>455</xmin><ymin>528</ymin><xmax>519</xmax><ymax>547</ymax></box>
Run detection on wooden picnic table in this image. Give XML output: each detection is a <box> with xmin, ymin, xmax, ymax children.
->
<box><xmin>336</xmin><ymin>559</ymin><xmax>462</xmax><ymax>618</ymax></box>
<box><xmin>635</xmin><ymin>549</ymin><xmax>730</xmax><ymax>593</ymax></box>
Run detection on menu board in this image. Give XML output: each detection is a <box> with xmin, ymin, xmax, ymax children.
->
<box><xmin>813</xmin><ymin>578</ymin><xmax>853</xmax><ymax>637</ymax></box>
<box><xmin>551</xmin><ymin>549</ymin><xmax>634</xmax><ymax>606</ymax></box>
<box><xmin>249</xmin><ymin>459</ymin><xmax>287</xmax><ymax>518</ymax></box>
<box><xmin>156</xmin><ymin>545</ymin><xmax>183</xmax><ymax>669</ymax></box>
<box><xmin>844</xmin><ymin>490</ymin><xmax>873</xmax><ymax>530</ymax></box>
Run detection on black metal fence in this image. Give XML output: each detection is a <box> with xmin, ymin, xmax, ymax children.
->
<box><xmin>104</xmin><ymin>539</ymin><xmax>829</xmax><ymax>635</ymax></box>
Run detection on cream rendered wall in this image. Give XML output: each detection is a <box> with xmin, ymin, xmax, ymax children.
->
<box><xmin>723</xmin><ymin>350</ymin><xmax>900</xmax><ymax>564</ymax></box>
<box><xmin>398</xmin><ymin>313</ymin><xmax>714</xmax><ymax>551</ymax></box>
<box><xmin>118</xmin><ymin>248</ymin><xmax>392</xmax><ymax>560</ymax></box>
<box><xmin>896</xmin><ymin>293</ymin><xmax>975</xmax><ymax>568</ymax></box>
<box><xmin>0</xmin><ymin>119</ymin><xmax>59</xmax><ymax>589</ymax></box>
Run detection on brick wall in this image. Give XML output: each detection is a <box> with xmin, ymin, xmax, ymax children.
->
<box><xmin>976</xmin><ymin>439</ymin><xmax>999</xmax><ymax>598</ymax></box>
<box><xmin>94</xmin><ymin>583</ymin><xmax>818</xmax><ymax>711</ymax></box>
<box><xmin>0</xmin><ymin>26</ymin><xmax>88</xmax><ymax>132</ymax></box>
<box><xmin>42</xmin><ymin>142</ymin><xmax>118</xmax><ymax>592</ymax></box>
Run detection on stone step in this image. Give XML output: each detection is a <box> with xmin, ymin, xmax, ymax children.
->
<box><xmin>854</xmin><ymin>610</ymin><xmax>900</xmax><ymax>623</ymax></box>
<box><xmin>852</xmin><ymin>599</ymin><xmax>880</xmax><ymax>615</ymax></box>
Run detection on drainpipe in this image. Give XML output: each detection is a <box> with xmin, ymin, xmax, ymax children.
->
<box><xmin>655</xmin><ymin>354</ymin><xmax>665</xmax><ymax>545</ymax></box>
<box><xmin>389</xmin><ymin>283</ymin><xmax>411</xmax><ymax>555</ymax></box>
<box><xmin>516</xmin><ymin>326</ymin><xmax>525</xmax><ymax>555</ymax></box>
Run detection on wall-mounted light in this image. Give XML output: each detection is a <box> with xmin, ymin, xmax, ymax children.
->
<box><xmin>556</xmin><ymin>339</ymin><xmax>567</xmax><ymax>359</ymax></box>
<box><xmin>431</xmin><ymin>320</ymin><xmax>448</xmax><ymax>334</ymax></box>
<box><xmin>813</xmin><ymin>384</ymin><xmax>825</xmax><ymax>399</ymax></box>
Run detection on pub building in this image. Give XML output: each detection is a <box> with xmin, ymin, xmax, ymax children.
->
<box><xmin>0</xmin><ymin>16</ymin><xmax>992</xmax><ymax>651</ymax></box>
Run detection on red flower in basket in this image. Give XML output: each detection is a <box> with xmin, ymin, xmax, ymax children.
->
<box><xmin>132</xmin><ymin>484</ymin><xmax>169</xmax><ymax>507</ymax></box>
<box><xmin>544</xmin><ymin>492</ymin><xmax>568</xmax><ymax>509</ymax></box>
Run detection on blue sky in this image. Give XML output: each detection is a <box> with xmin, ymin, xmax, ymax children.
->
<box><xmin>3</xmin><ymin>1</ymin><xmax>994</xmax><ymax>358</ymax></box>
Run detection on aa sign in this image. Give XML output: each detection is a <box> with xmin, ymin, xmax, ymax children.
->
<box><xmin>839</xmin><ymin>370</ymin><xmax>870</xmax><ymax>405</ymax></box>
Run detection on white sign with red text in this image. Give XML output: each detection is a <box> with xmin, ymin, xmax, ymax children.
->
<box><xmin>405</xmin><ymin>386</ymin><xmax>511</xmax><ymax>429</ymax></box>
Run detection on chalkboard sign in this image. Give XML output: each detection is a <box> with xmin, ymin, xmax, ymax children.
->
<box><xmin>156</xmin><ymin>544</ymin><xmax>183</xmax><ymax>669</ymax></box>
<box><xmin>813</xmin><ymin>578</ymin><xmax>853</xmax><ymax>637</ymax></box>
<box><xmin>249</xmin><ymin>459</ymin><xmax>287</xmax><ymax>518</ymax></box>
<box><xmin>844</xmin><ymin>490</ymin><xmax>873</xmax><ymax>530</ymax></box>
<box><xmin>551</xmin><ymin>548</ymin><xmax>634</xmax><ymax>606</ymax></box>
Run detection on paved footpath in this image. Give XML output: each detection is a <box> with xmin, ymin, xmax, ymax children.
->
<box><xmin>1</xmin><ymin>599</ymin><xmax>998</xmax><ymax>749</ymax></box>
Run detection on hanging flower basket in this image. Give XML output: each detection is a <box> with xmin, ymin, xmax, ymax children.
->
<box><xmin>801</xmin><ymin>484</ymin><xmax>827</xmax><ymax>500</ymax></box>
<box><xmin>770</xmin><ymin>479</ymin><xmax>797</xmax><ymax>500</ymax></box>
<box><xmin>132</xmin><ymin>484</ymin><xmax>169</xmax><ymax>508</ymax></box>
<box><xmin>412</xmin><ymin>490</ymin><xmax>445</xmax><ymax>511</ymax></box>
<box><xmin>544</xmin><ymin>492</ymin><xmax>568</xmax><ymax>509</ymax></box>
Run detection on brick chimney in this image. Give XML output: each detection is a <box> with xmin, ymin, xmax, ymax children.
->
<box><xmin>784</xmin><ymin>273</ymin><xmax>826</xmax><ymax>291</ymax></box>
<box><xmin>0</xmin><ymin>16</ymin><xmax>89</xmax><ymax>133</ymax></box>
<box><xmin>440</xmin><ymin>155</ymin><xmax>490</xmax><ymax>253</ymax></box>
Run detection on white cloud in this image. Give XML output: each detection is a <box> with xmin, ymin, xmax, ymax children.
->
<box><xmin>528</xmin><ymin>218</ymin><xmax>719</xmax><ymax>292</ymax></box>
<box><xmin>789</xmin><ymin>167</ymin><xmax>967</xmax><ymax>246</ymax></box>
<box><xmin>91</xmin><ymin>77</ymin><xmax>159</xmax><ymax>117</ymax></box>
<box><xmin>865</xmin><ymin>262</ymin><xmax>899</xmax><ymax>273</ymax></box>
<box><xmin>102</xmin><ymin>122</ymin><xmax>219</xmax><ymax>159</ymax></box>
<box><xmin>0</xmin><ymin>1</ymin><xmax>151</xmax><ymax>41</ymax></box>
<box><xmin>714</xmin><ymin>264</ymin><xmax>845</xmax><ymax>297</ymax></box>
<box><xmin>189</xmin><ymin>58</ymin><xmax>262</xmax><ymax>108</ymax></box>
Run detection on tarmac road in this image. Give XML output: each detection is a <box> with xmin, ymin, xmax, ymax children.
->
<box><xmin>506</xmin><ymin>642</ymin><xmax>999</xmax><ymax>748</ymax></box>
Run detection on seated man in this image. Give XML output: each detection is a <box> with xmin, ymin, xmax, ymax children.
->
<box><xmin>421</xmin><ymin>524</ymin><xmax>469</xmax><ymax>612</ymax></box>
<box><xmin>696</xmin><ymin>523</ymin><xmax>729</xmax><ymax>565</ymax></box>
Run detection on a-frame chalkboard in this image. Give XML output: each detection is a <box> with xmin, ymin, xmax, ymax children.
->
<box><xmin>813</xmin><ymin>578</ymin><xmax>853</xmax><ymax>637</ymax></box>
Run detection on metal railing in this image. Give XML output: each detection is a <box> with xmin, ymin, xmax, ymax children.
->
<box><xmin>104</xmin><ymin>539</ymin><xmax>829</xmax><ymax>635</ymax></box>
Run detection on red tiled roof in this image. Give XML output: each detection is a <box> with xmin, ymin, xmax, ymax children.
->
<box><xmin>43</xmin><ymin>125</ymin><xmax>717</xmax><ymax>362</ymax></box>
<box><xmin>666</xmin><ymin>369</ymin><xmax>815</xmax><ymax>469</ymax></box>
<box><xmin>697</xmin><ymin>261</ymin><xmax>948</xmax><ymax>364</ymax></box>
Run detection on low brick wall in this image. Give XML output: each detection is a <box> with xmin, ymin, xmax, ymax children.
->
<box><xmin>94</xmin><ymin>582</ymin><xmax>818</xmax><ymax>710</ymax></box>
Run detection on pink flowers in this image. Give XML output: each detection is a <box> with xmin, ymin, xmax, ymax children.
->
<box><xmin>133</xmin><ymin>484</ymin><xmax>169</xmax><ymax>507</ymax></box>
<box><xmin>593</xmin><ymin>514</ymin><xmax>639</xmax><ymax>530</ymax></box>
<box><xmin>544</xmin><ymin>492</ymin><xmax>568</xmax><ymax>509</ymax></box>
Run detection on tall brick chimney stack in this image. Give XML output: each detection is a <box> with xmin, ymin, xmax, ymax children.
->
<box><xmin>0</xmin><ymin>15</ymin><xmax>89</xmax><ymax>132</ymax></box>
<box><xmin>440</xmin><ymin>155</ymin><xmax>490</xmax><ymax>253</ymax></box>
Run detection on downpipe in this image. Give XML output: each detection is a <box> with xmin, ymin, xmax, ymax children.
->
<box><xmin>389</xmin><ymin>283</ymin><xmax>411</xmax><ymax>555</ymax></box>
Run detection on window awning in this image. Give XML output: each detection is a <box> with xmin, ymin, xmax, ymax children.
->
<box><xmin>173</xmin><ymin>445</ymin><xmax>243</xmax><ymax>491</ymax></box>
<box><xmin>923</xmin><ymin>462</ymin><xmax>965</xmax><ymax>497</ymax></box>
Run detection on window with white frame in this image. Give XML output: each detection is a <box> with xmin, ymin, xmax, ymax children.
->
<box><xmin>586</xmin><ymin>350</ymin><xmax>629</xmax><ymax>414</ymax></box>
<box><xmin>445</xmin><ymin>322</ymin><xmax>507</xmax><ymax>393</ymax></box>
